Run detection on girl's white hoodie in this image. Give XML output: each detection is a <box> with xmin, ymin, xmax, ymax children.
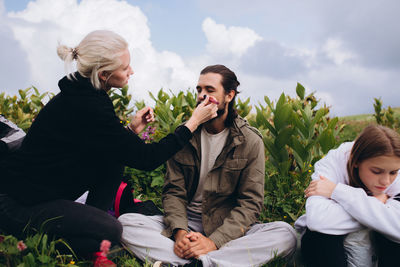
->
<box><xmin>295</xmin><ymin>142</ymin><xmax>400</xmax><ymax>243</ymax></box>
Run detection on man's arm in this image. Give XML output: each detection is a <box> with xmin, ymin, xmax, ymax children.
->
<box><xmin>208</xmin><ymin>136</ymin><xmax>265</xmax><ymax>248</ymax></box>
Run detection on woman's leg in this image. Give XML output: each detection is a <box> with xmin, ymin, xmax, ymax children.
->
<box><xmin>0</xmin><ymin>195</ymin><xmax>122</xmax><ymax>258</ymax></box>
<box><xmin>85</xmin><ymin>163</ymin><xmax>124</xmax><ymax>211</ymax></box>
<box><xmin>374</xmin><ymin>232</ymin><xmax>400</xmax><ymax>267</ymax></box>
<box><xmin>301</xmin><ymin>228</ymin><xmax>347</xmax><ymax>267</ymax></box>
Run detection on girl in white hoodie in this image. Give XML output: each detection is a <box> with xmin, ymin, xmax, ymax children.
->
<box><xmin>295</xmin><ymin>125</ymin><xmax>400</xmax><ymax>267</ymax></box>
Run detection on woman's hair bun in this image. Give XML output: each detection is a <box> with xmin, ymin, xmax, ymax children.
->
<box><xmin>57</xmin><ymin>44</ymin><xmax>73</xmax><ymax>61</ymax></box>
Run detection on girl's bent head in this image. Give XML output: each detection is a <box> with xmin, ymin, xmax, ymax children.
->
<box><xmin>348</xmin><ymin>125</ymin><xmax>400</xmax><ymax>195</ymax></box>
<box><xmin>57</xmin><ymin>30</ymin><xmax>131</xmax><ymax>90</ymax></box>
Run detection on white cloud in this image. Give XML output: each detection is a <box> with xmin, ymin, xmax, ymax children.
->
<box><xmin>5</xmin><ymin>0</ymin><xmax>197</xmax><ymax>103</ymax></box>
<box><xmin>322</xmin><ymin>38</ymin><xmax>356</xmax><ymax>65</ymax></box>
<box><xmin>202</xmin><ymin>17</ymin><xmax>262</xmax><ymax>57</ymax></box>
<box><xmin>0</xmin><ymin>0</ymin><xmax>32</xmax><ymax>93</ymax></box>
<box><xmin>2</xmin><ymin>0</ymin><xmax>399</xmax><ymax>117</ymax></box>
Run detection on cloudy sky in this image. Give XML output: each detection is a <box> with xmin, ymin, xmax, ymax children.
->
<box><xmin>1</xmin><ymin>0</ymin><xmax>399</xmax><ymax>116</ymax></box>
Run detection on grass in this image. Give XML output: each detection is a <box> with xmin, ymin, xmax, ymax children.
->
<box><xmin>338</xmin><ymin>107</ymin><xmax>400</xmax><ymax>143</ymax></box>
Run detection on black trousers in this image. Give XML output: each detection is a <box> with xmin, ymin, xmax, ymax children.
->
<box><xmin>301</xmin><ymin>229</ymin><xmax>400</xmax><ymax>267</ymax></box>
<box><xmin>0</xmin><ymin>164</ymin><xmax>124</xmax><ymax>258</ymax></box>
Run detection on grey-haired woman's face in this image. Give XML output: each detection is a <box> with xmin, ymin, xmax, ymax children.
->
<box><xmin>107</xmin><ymin>49</ymin><xmax>134</xmax><ymax>89</ymax></box>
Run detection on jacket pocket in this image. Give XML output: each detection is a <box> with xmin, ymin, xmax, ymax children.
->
<box><xmin>217</xmin><ymin>158</ymin><xmax>248</xmax><ymax>195</ymax></box>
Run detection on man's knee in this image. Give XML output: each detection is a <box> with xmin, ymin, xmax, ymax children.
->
<box><xmin>253</xmin><ymin>221</ymin><xmax>297</xmax><ymax>241</ymax></box>
<box><xmin>119</xmin><ymin>213</ymin><xmax>163</xmax><ymax>227</ymax></box>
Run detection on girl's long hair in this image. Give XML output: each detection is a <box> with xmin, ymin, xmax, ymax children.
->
<box><xmin>347</xmin><ymin>125</ymin><xmax>400</xmax><ymax>194</ymax></box>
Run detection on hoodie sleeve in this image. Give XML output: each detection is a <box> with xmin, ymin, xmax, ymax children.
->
<box><xmin>331</xmin><ymin>182</ymin><xmax>400</xmax><ymax>242</ymax></box>
<box><xmin>303</xmin><ymin>142</ymin><xmax>365</xmax><ymax>235</ymax></box>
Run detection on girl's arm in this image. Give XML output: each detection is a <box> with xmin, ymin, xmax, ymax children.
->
<box><xmin>302</xmin><ymin>142</ymin><xmax>364</xmax><ymax>235</ymax></box>
<box><xmin>331</xmin><ymin>182</ymin><xmax>400</xmax><ymax>243</ymax></box>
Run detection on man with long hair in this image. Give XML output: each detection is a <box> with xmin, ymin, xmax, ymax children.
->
<box><xmin>119</xmin><ymin>65</ymin><xmax>297</xmax><ymax>267</ymax></box>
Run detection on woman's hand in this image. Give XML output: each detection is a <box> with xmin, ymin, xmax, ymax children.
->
<box><xmin>128</xmin><ymin>106</ymin><xmax>155</xmax><ymax>134</ymax></box>
<box><xmin>305</xmin><ymin>175</ymin><xmax>337</xmax><ymax>198</ymax></box>
<box><xmin>185</xmin><ymin>96</ymin><xmax>218</xmax><ymax>132</ymax></box>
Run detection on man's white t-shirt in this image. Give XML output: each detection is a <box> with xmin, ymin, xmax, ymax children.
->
<box><xmin>187</xmin><ymin>127</ymin><xmax>230</xmax><ymax>214</ymax></box>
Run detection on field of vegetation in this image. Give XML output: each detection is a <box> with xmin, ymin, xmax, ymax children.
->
<box><xmin>1</xmin><ymin>85</ymin><xmax>399</xmax><ymax>266</ymax></box>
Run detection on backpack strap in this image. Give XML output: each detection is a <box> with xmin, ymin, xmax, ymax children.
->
<box><xmin>114</xmin><ymin>181</ymin><xmax>128</xmax><ymax>218</ymax></box>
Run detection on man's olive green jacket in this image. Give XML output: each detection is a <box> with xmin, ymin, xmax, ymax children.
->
<box><xmin>162</xmin><ymin>116</ymin><xmax>265</xmax><ymax>248</ymax></box>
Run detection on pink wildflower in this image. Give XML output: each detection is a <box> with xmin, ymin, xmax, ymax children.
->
<box><xmin>140</xmin><ymin>126</ymin><xmax>156</xmax><ymax>143</ymax></box>
<box><xmin>17</xmin><ymin>240</ymin><xmax>27</xmax><ymax>251</ymax></box>
<box><xmin>93</xmin><ymin>252</ymin><xmax>116</xmax><ymax>267</ymax></box>
<box><xmin>100</xmin><ymin>240</ymin><xmax>111</xmax><ymax>256</ymax></box>
<box><xmin>0</xmin><ymin>235</ymin><xmax>4</xmax><ymax>243</ymax></box>
<box><xmin>94</xmin><ymin>240</ymin><xmax>115</xmax><ymax>267</ymax></box>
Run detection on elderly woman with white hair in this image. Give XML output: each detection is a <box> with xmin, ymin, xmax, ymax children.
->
<box><xmin>0</xmin><ymin>30</ymin><xmax>217</xmax><ymax>263</ymax></box>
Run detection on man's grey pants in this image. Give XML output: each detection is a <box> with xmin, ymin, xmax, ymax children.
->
<box><xmin>119</xmin><ymin>212</ymin><xmax>297</xmax><ymax>267</ymax></box>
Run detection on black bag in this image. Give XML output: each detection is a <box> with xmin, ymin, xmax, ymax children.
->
<box><xmin>0</xmin><ymin>115</ymin><xmax>26</xmax><ymax>160</ymax></box>
<box><xmin>115</xmin><ymin>179</ymin><xmax>163</xmax><ymax>217</ymax></box>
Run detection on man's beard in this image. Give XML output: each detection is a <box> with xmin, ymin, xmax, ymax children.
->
<box><xmin>196</xmin><ymin>100</ymin><xmax>226</xmax><ymax>120</ymax></box>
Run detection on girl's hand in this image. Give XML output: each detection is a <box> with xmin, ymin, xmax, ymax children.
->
<box><xmin>128</xmin><ymin>106</ymin><xmax>155</xmax><ymax>134</ymax></box>
<box><xmin>184</xmin><ymin>96</ymin><xmax>218</xmax><ymax>132</ymax></box>
<box><xmin>305</xmin><ymin>175</ymin><xmax>337</xmax><ymax>198</ymax></box>
<box><xmin>374</xmin><ymin>193</ymin><xmax>388</xmax><ymax>204</ymax></box>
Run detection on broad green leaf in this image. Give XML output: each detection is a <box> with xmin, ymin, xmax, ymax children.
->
<box><xmin>274</xmin><ymin>103</ymin><xmax>292</xmax><ymax>131</ymax></box>
<box><xmin>149</xmin><ymin>91</ymin><xmax>157</xmax><ymax>101</ymax></box>
<box><xmin>278</xmin><ymin>159</ymin><xmax>291</xmax><ymax>175</ymax></box>
<box><xmin>327</xmin><ymin>117</ymin><xmax>339</xmax><ymax>129</ymax></box>
<box><xmin>291</xmin><ymin>149</ymin><xmax>305</xmax><ymax>170</ymax></box>
<box><xmin>310</xmin><ymin>108</ymin><xmax>326</xmax><ymax>127</ymax></box>
<box><xmin>263</xmin><ymin>137</ymin><xmax>279</xmax><ymax>160</ymax></box>
<box><xmin>292</xmin><ymin>113</ymin><xmax>309</xmax><ymax>139</ymax></box>
<box><xmin>19</xmin><ymin>89</ymin><xmax>26</xmax><ymax>99</ymax></box>
<box><xmin>41</xmin><ymin>234</ymin><xmax>48</xmax><ymax>254</ymax></box>
<box><xmin>112</xmin><ymin>98</ymin><xmax>119</xmax><ymax>106</ymax></box>
<box><xmin>289</xmin><ymin>136</ymin><xmax>308</xmax><ymax>163</ymax></box>
<box><xmin>264</xmin><ymin>96</ymin><xmax>274</xmax><ymax>112</ymax></box>
<box><xmin>319</xmin><ymin>129</ymin><xmax>336</xmax><ymax>154</ymax></box>
<box><xmin>23</xmin><ymin>252</ymin><xmax>36</xmax><ymax>266</ymax></box>
<box><xmin>38</xmin><ymin>255</ymin><xmax>51</xmax><ymax>263</ymax></box>
<box><xmin>275</xmin><ymin>126</ymin><xmax>294</xmax><ymax>149</ymax></box>
<box><xmin>277</xmin><ymin>146</ymin><xmax>289</xmax><ymax>162</ymax></box>
<box><xmin>296</xmin><ymin>83</ymin><xmax>305</xmax><ymax>100</ymax></box>
<box><xmin>256</xmin><ymin>107</ymin><xmax>277</xmax><ymax>136</ymax></box>
<box><xmin>276</xmin><ymin>93</ymin><xmax>286</xmax><ymax>110</ymax></box>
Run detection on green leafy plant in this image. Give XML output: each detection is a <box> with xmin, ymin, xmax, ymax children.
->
<box><xmin>250</xmin><ymin>83</ymin><xmax>342</xmax><ymax>223</ymax></box>
<box><xmin>373</xmin><ymin>98</ymin><xmax>400</xmax><ymax>130</ymax></box>
<box><xmin>109</xmin><ymin>85</ymin><xmax>135</xmax><ymax>123</ymax></box>
<box><xmin>124</xmin><ymin>165</ymin><xmax>165</xmax><ymax>208</ymax></box>
<box><xmin>236</xmin><ymin>97</ymin><xmax>252</xmax><ymax>118</ymax></box>
<box><xmin>0</xmin><ymin>232</ymin><xmax>82</xmax><ymax>267</ymax></box>
<box><xmin>149</xmin><ymin>89</ymin><xmax>196</xmax><ymax>138</ymax></box>
<box><xmin>1</xmin><ymin>84</ymin><xmax>350</xmax><ymax>266</ymax></box>
<box><xmin>0</xmin><ymin>87</ymin><xmax>52</xmax><ymax>131</ymax></box>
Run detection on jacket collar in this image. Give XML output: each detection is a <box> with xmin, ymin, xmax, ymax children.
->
<box><xmin>189</xmin><ymin>116</ymin><xmax>248</xmax><ymax>162</ymax></box>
